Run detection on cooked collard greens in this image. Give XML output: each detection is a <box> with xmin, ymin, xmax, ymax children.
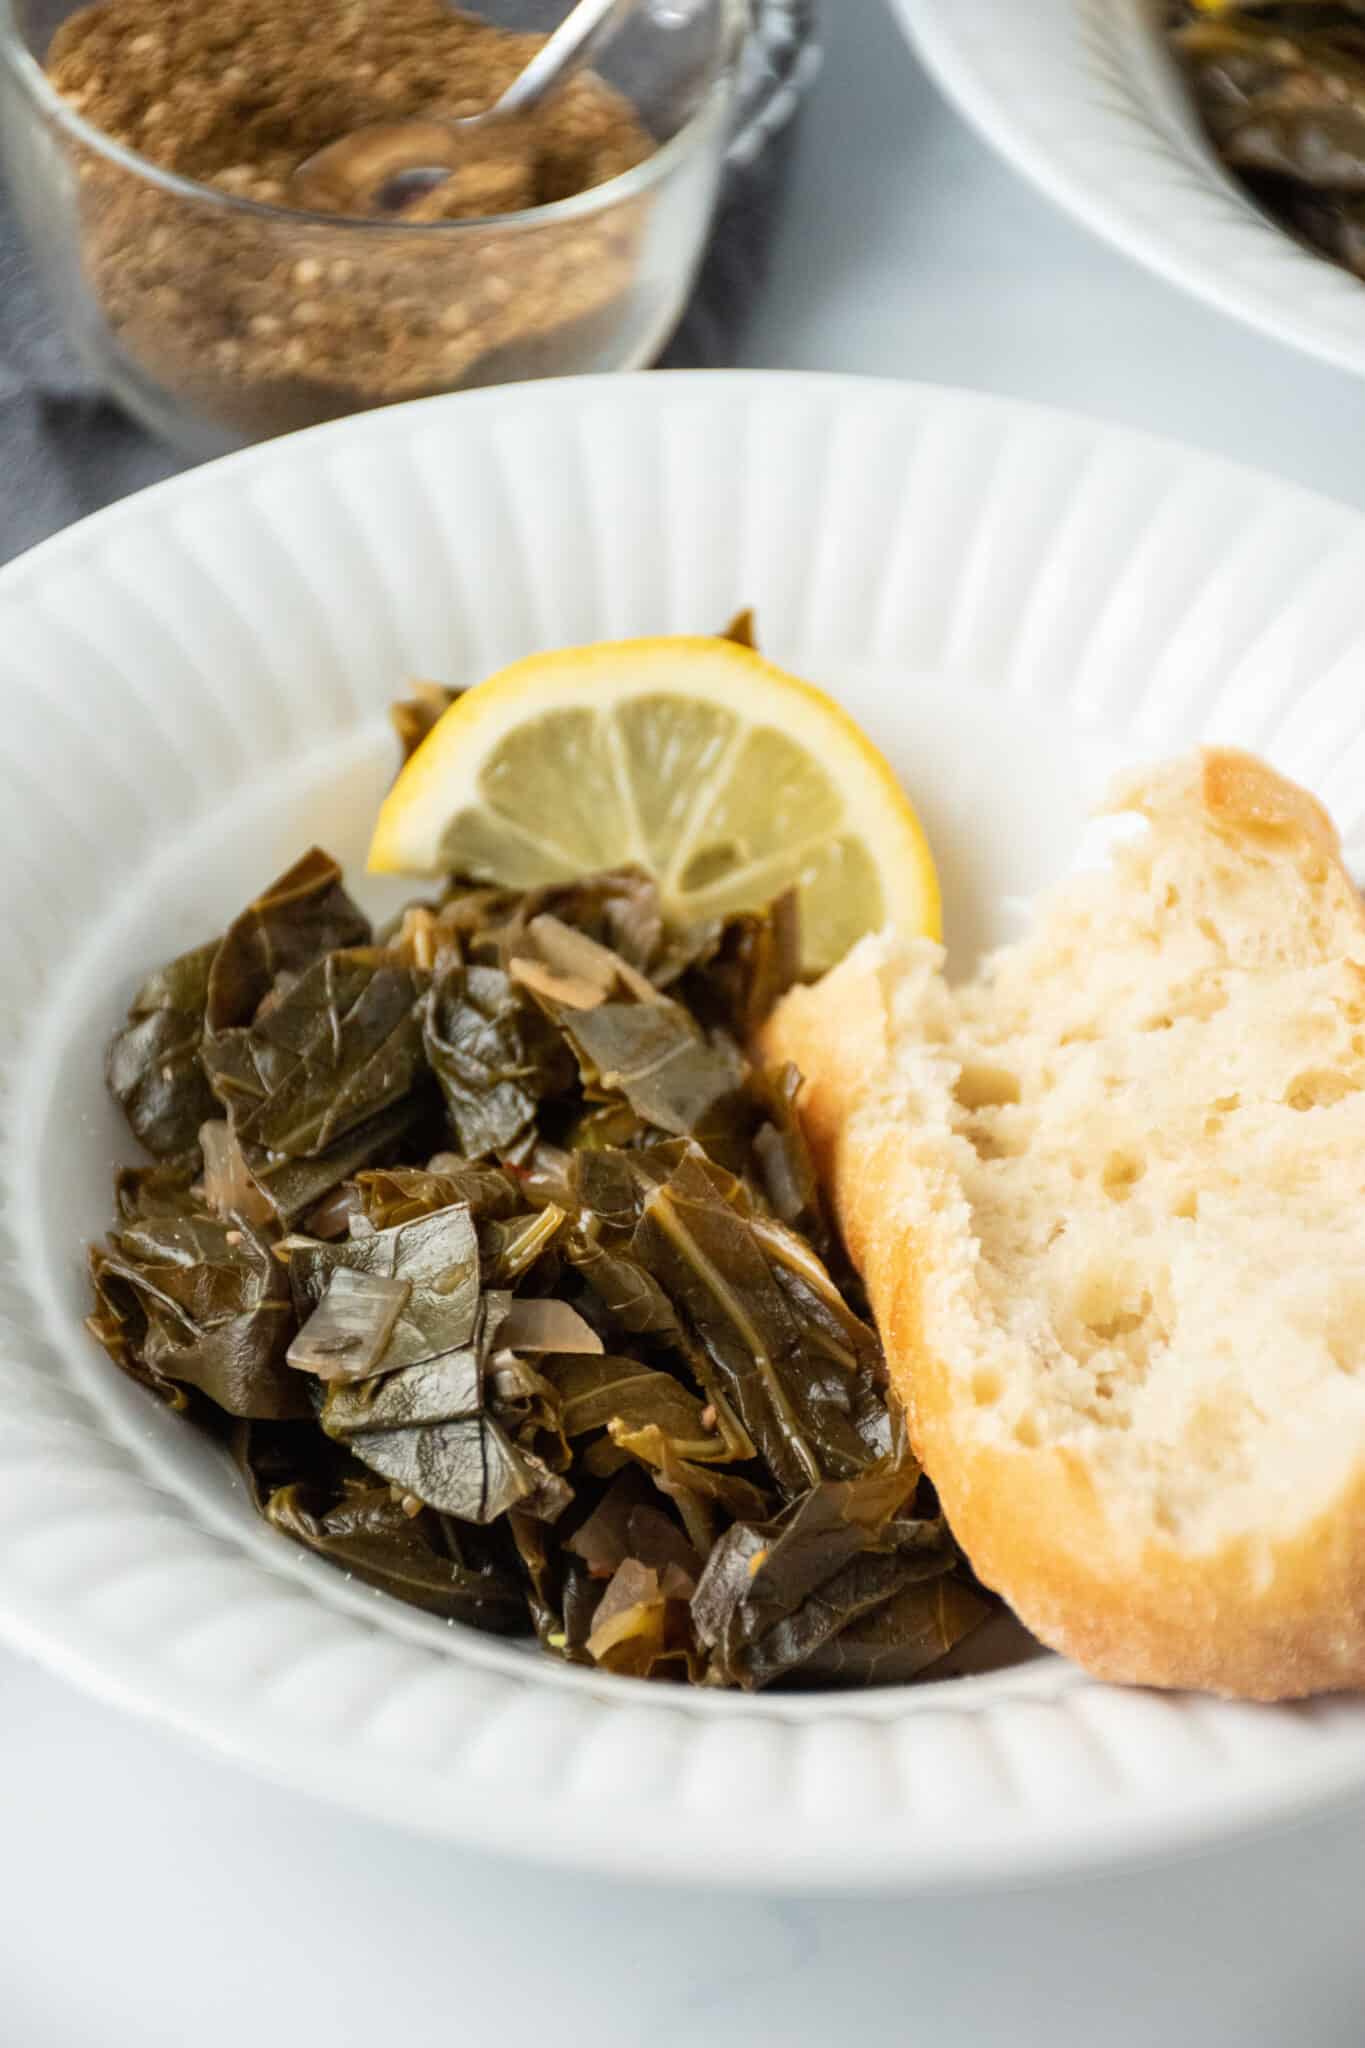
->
<box><xmin>86</xmin><ymin>730</ymin><xmax>990</xmax><ymax>1690</ymax></box>
<box><xmin>1168</xmin><ymin>3</ymin><xmax>1365</xmax><ymax>283</ymax></box>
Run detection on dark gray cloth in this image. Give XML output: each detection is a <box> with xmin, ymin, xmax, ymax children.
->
<box><xmin>0</xmin><ymin>1</ymin><xmax>817</xmax><ymax>564</ymax></box>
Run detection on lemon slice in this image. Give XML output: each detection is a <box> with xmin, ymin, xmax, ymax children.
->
<box><xmin>368</xmin><ymin>637</ymin><xmax>939</xmax><ymax>970</ymax></box>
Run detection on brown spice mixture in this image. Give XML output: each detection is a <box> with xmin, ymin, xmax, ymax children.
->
<box><xmin>46</xmin><ymin>0</ymin><xmax>656</xmax><ymax>442</ymax></box>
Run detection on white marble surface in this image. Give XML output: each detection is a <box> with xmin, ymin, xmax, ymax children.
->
<box><xmin>9</xmin><ymin>3</ymin><xmax>1365</xmax><ymax>2040</ymax></box>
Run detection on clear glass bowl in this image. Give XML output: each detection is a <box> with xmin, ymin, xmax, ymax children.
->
<box><xmin>0</xmin><ymin>0</ymin><xmax>747</xmax><ymax>455</ymax></box>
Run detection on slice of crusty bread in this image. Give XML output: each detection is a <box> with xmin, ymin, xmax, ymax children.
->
<box><xmin>765</xmin><ymin>748</ymin><xmax>1365</xmax><ymax>1698</ymax></box>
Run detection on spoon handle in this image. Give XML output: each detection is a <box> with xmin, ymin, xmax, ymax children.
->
<box><xmin>491</xmin><ymin>0</ymin><xmax>643</xmax><ymax>120</ymax></box>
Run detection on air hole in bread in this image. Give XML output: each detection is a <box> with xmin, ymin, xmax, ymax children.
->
<box><xmin>1328</xmin><ymin>1333</ymin><xmax>1361</xmax><ymax>1375</ymax></box>
<box><xmin>1174</xmin><ymin>982</ymin><xmax>1229</xmax><ymax>1024</ymax></box>
<box><xmin>1205</xmin><ymin>1092</ymin><xmax>1240</xmax><ymax>1137</ymax></box>
<box><xmin>1086</xmin><ymin>1306</ymin><xmax>1149</xmax><ymax>1344</ymax></box>
<box><xmin>1064</xmin><ymin>1264</ymin><xmax>1162</xmax><ymax>1377</ymax></box>
<box><xmin>1197</xmin><ymin>914</ymin><xmax>1224</xmax><ymax>949</ymax></box>
<box><xmin>1286</xmin><ymin>1069</ymin><xmax>1354</xmax><ymax>1111</ymax></box>
<box><xmin>954</xmin><ymin>1063</ymin><xmax>1021</xmax><ymax>1111</ymax></box>
<box><xmin>1013</xmin><ymin>1415</ymin><xmax>1041</xmax><ymax>1448</ymax></box>
<box><xmin>1070</xmin><ymin>1265</ymin><xmax>1130</xmax><ymax>1334</ymax></box>
<box><xmin>1102</xmin><ymin>1151</ymin><xmax>1146</xmax><ymax>1200</ymax></box>
<box><xmin>1172</xmin><ymin>1188</ymin><xmax>1199</xmax><ymax>1221</ymax></box>
<box><xmin>963</xmin><ymin>1124</ymin><xmax>1027</xmax><ymax>1163</ymax></box>
<box><xmin>972</xmin><ymin>1368</ymin><xmax>1003</xmax><ymax>1407</ymax></box>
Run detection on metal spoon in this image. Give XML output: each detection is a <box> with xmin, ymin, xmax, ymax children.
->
<box><xmin>288</xmin><ymin>0</ymin><xmax>644</xmax><ymax>218</ymax></box>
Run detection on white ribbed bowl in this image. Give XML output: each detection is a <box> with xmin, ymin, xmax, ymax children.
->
<box><xmin>5</xmin><ymin>371</ymin><xmax>1365</xmax><ymax>1891</ymax></box>
<box><xmin>892</xmin><ymin>0</ymin><xmax>1365</xmax><ymax>380</ymax></box>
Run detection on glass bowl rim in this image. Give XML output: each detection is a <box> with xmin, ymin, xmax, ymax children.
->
<box><xmin>0</xmin><ymin>0</ymin><xmax>750</xmax><ymax>234</ymax></box>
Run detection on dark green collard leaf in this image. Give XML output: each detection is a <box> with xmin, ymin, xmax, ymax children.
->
<box><xmin>568</xmin><ymin>1148</ymin><xmax>649</xmax><ymax>1244</ymax></box>
<box><xmin>267</xmin><ymin>1481</ymin><xmax>529</xmax><ymax>1632</ymax></box>
<box><xmin>751</xmin><ymin>1062</ymin><xmax>826</xmax><ymax>1244</ymax></box>
<box><xmin>564</xmin><ymin>1100</ymin><xmax>654</xmax><ymax>1153</ymax></box>
<box><xmin>649</xmin><ymin>1442</ymin><xmax>776</xmax><ymax>1559</ymax></box>
<box><xmin>544</xmin><ymin>996</ymin><xmax>753</xmax><ymax>1164</ymax></box>
<box><xmin>356</xmin><ymin>1162</ymin><xmax>523</xmax><ymax>1231</ymax></box>
<box><xmin>689</xmin><ymin>1459</ymin><xmax>920</xmax><ymax>1658</ymax></box>
<box><xmin>295</xmin><ymin>1230</ymin><xmax>568</xmax><ymax>1524</ymax></box>
<box><xmin>347</xmin><ymin>1409</ymin><xmax>569</xmax><ymax>1524</ymax></box>
<box><xmin>795</xmin><ymin>1576</ymin><xmax>992</xmax><ymax>1688</ymax></box>
<box><xmin>293</xmin><ymin>1202</ymin><xmax>491</xmax><ymax>1508</ymax></box>
<box><xmin>291</xmin><ymin>1204</ymin><xmax>483</xmax><ymax>1378</ymax></box>
<box><xmin>507</xmin><ymin>1506</ymin><xmax>559</xmax><ymax>1643</ymax></box>
<box><xmin>703</xmin><ymin>1545</ymin><xmax>955</xmax><ymax>1692</ymax></box>
<box><xmin>688</xmin><ymin>1521</ymin><xmax>767</xmax><ymax>1658</ymax></box>
<box><xmin>750</xmin><ymin>1215</ymin><xmax>889</xmax><ymax>1459</ymax></box>
<box><xmin>87</xmin><ymin>1213</ymin><xmax>305</xmax><ymax>1419</ymax></box>
<box><xmin>107</xmin><ymin>940</ymin><xmax>220</xmax><ymax>1159</ymax></box>
<box><xmin>508</xmin><ymin>1507</ymin><xmax>596</xmax><ymax>1654</ymax></box>
<box><xmin>206</xmin><ymin>950</ymin><xmax>429</xmax><ymax>1159</ymax></box>
<box><xmin>322</xmin><ymin>1336</ymin><xmax>481</xmax><ymax>1435</ymax></box>
<box><xmin>205</xmin><ymin>847</ymin><xmax>371</xmax><ymax>1036</ymax></box>
<box><xmin>539</xmin><ymin>1352</ymin><xmax>744</xmax><ymax>1463</ymax></box>
<box><xmin>691</xmin><ymin>1460</ymin><xmax>961</xmax><ymax>1691</ymax></box>
<box><xmin>424</xmin><ymin>961</ymin><xmax>574</xmax><ymax>1162</ymax></box>
<box><xmin>344</xmin><ymin>1412</ymin><xmax>496</xmax><ymax>1518</ymax></box>
<box><xmin>487</xmin><ymin>1345</ymin><xmax>572</xmax><ymax>1480</ymax></box>
<box><xmin>114</xmin><ymin>1151</ymin><xmax>202</xmax><ymax>1224</ymax></box>
<box><xmin>675</xmin><ymin>892</ymin><xmax>801</xmax><ymax>1046</ymax></box>
<box><xmin>742</xmin><ymin>1462</ymin><xmax>926</xmax><ymax>1615</ymax></box>
<box><xmin>246</xmin><ymin>1096</ymin><xmax>432</xmax><ymax>1227</ymax></box>
<box><xmin>563</xmin><ymin>1223</ymin><xmax>681</xmax><ymax>1337</ymax></box>
<box><xmin>630</xmin><ymin>1146</ymin><xmax>885</xmax><ymax>1495</ymax></box>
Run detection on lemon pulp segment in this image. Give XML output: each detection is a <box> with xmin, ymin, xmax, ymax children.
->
<box><xmin>369</xmin><ymin>638</ymin><xmax>939</xmax><ymax>971</ymax></box>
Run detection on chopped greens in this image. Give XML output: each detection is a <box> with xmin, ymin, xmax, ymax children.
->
<box><xmin>85</xmin><ymin>680</ymin><xmax>991</xmax><ymax>1692</ymax></box>
<box><xmin>1168</xmin><ymin>4</ymin><xmax>1365</xmax><ymax>283</ymax></box>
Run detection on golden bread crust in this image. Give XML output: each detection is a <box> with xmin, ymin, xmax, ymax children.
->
<box><xmin>763</xmin><ymin>749</ymin><xmax>1365</xmax><ymax>1700</ymax></box>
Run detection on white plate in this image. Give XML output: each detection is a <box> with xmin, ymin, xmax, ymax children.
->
<box><xmin>891</xmin><ymin>0</ymin><xmax>1365</xmax><ymax>381</ymax></box>
<box><xmin>6</xmin><ymin>371</ymin><xmax>1365</xmax><ymax>1892</ymax></box>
